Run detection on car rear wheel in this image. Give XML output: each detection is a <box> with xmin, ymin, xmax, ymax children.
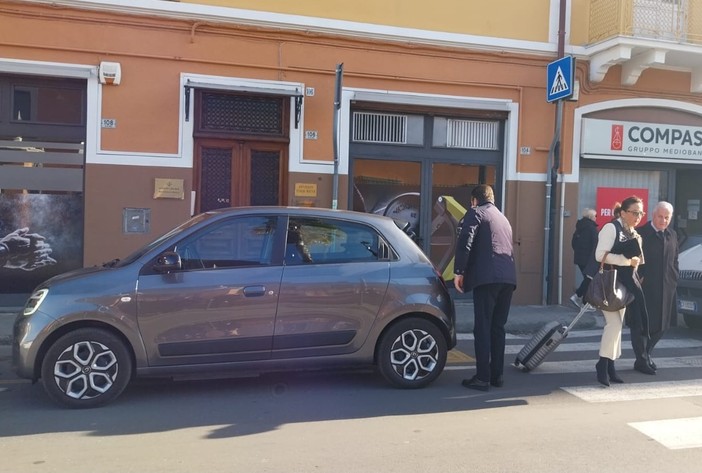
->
<box><xmin>377</xmin><ymin>318</ymin><xmax>447</xmax><ymax>389</ymax></box>
<box><xmin>40</xmin><ymin>328</ymin><xmax>132</xmax><ymax>408</ymax></box>
<box><xmin>684</xmin><ymin>314</ymin><xmax>702</xmax><ymax>330</ymax></box>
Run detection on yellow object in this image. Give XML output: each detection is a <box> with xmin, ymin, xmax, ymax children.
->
<box><xmin>436</xmin><ymin>195</ymin><xmax>467</xmax><ymax>280</ymax></box>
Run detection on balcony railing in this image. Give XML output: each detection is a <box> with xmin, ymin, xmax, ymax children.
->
<box><xmin>589</xmin><ymin>0</ymin><xmax>702</xmax><ymax>45</ymax></box>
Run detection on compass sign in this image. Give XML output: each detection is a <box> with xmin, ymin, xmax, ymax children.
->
<box><xmin>546</xmin><ymin>56</ymin><xmax>574</xmax><ymax>103</ymax></box>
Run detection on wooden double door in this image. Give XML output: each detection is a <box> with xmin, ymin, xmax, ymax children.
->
<box><xmin>194</xmin><ymin>139</ymin><xmax>288</xmax><ymax>213</ymax></box>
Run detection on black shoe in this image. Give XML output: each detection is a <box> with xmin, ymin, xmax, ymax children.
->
<box><xmin>634</xmin><ymin>359</ymin><xmax>656</xmax><ymax>375</ymax></box>
<box><xmin>596</xmin><ymin>357</ymin><xmax>609</xmax><ymax>386</ymax></box>
<box><xmin>490</xmin><ymin>376</ymin><xmax>504</xmax><ymax>388</ymax></box>
<box><xmin>607</xmin><ymin>359</ymin><xmax>624</xmax><ymax>384</ymax></box>
<box><xmin>649</xmin><ymin>359</ymin><xmax>657</xmax><ymax>370</ymax></box>
<box><xmin>462</xmin><ymin>375</ymin><xmax>490</xmax><ymax>391</ymax></box>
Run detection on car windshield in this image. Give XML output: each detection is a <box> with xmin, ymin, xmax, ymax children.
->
<box><xmin>114</xmin><ymin>212</ymin><xmax>217</xmax><ymax>267</ymax></box>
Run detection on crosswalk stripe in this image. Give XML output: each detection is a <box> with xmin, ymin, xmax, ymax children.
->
<box><xmin>629</xmin><ymin>417</ymin><xmax>702</xmax><ymax>450</ymax></box>
<box><xmin>562</xmin><ymin>379</ymin><xmax>702</xmax><ymax>403</ymax></box>
<box><xmin>459</xmin><ymin>328</ymin><xmax>677</xmax><ymax>341</ymax></box>
<box><xmin>519</xmin><ymin>356</ymin><xmax>702</xmax><ymax>374</ymax></box>
<box><xmin>445</xmin><ymin>355</ymin><xmax>702</xmax><ymax>372</ymax></box>
<box><xmin>453</xmin><ymin>328</ymin><xmax>702</xmax><ymax>451</ymax></box>
<box><xmin>503</xmin><ymin>338</ymin><xmax>702</xmax><ymax>355</ymax></box>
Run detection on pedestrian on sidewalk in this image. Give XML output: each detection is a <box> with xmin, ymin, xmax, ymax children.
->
<box><xmin>593</xmin><ymin>196</ymin><xmax>648</xmax><ymax>386</ymax></box>
<box><xmin>570</xmin><ymin>208</ymin><xmax>598</xmax><ymax>311</ymax></box>
<box><xmin>453</xmin><ymin>184</ymin><xmax>517</xmax><ymax>391</ymax></box>
<box><xmin>635</xmin><ymin>201</ymin><xmax>679</xmax><ymax>373</ymax></box>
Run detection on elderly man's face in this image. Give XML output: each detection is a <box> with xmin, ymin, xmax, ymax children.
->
<box><xmin>652</xmin><ymin>206</ymin><xmax>673</xmax><ymax>231</ymax></box>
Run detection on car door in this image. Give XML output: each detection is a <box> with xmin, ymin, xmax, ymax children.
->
<box><xmin>273</xmin><ymin>216</ymin><xmax>391</xmax><ymax>358</ymax></box>
<box><xmin>136</xmin><ymin>214</ymin><xmax>284</xmax><ymax>366</ymax></box>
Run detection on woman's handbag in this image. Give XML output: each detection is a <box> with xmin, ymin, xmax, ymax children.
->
<box><xmin>584</xmin><ymin>251</ymin><xmax>635</xmax><ymax>312</ymax></box>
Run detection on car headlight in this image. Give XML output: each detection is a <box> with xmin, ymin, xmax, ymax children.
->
<box><xmin>23</xmin><ymin>288</ymin><xmax>48</xmax><ymax>316</ymax></box>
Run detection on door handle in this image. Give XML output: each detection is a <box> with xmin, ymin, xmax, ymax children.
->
<box><xmin>243</xmin><ymin>285</ymin><xmax>266</xmax><ymax>297</ymax></box>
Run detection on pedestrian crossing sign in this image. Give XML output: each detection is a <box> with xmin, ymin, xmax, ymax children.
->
<box><xmin>546</xmin><ymin>56</ymin><xmax>574</xmax><ymax>102</ymax></box>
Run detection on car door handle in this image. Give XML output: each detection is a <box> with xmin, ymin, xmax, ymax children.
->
<box><xmin>243</xmin><ymin>285</ymin><xmax>266</xmax><ymax>297</ymax></box>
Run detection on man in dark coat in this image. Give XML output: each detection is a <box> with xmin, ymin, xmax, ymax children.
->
<box><xmin>570</xmin><ymin>208</ymin><xmax>598</xmax><ymax>309</ymax></box>
<box><xmin>454</xmin><ymin>184</ymin><xmax>517</xmax><ymax>391</ymax></box>
<box><xmin>635</xmin><ymin>201</ymin><xmax>679</xmax><ymax>373</ymax></box>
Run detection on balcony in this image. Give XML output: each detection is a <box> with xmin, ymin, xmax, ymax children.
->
<box><xmin>587</xmin><ymin>0</ymin><xmax>702</xmax><ymax>92</ymax></box>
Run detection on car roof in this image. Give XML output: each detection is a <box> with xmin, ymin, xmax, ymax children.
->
<box><xmin>205</xmin><ymin>206</ymin><xmax>396</xmax><ymax>225</ymax></box>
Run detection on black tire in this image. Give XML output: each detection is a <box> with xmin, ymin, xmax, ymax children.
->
<box><xmin>40</xmin><ymin>328</ymin><xmax>132</xmax><ymax>408</ymax></box>
<box><xmin>684</xmin><ymin>314</ymin><xmax>702</xmax><ymax>330</ymax></box>
<box><xmin>377</xmin><ymin>318</ymin><xmax>447</xmax><ymax>389</ymax></box>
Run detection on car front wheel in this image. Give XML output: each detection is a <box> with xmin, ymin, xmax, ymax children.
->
<box><xmin>377</xmin><ymin>318</ymin><xmax>447</xmax><ymax>389</ymax></box>
<box><xmin>40</xmin><ymin>328</ymin><xmax>132</xmax><ymax>408</ymax></box>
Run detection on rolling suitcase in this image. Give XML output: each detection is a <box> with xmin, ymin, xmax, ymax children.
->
<box><xmin>513</xmin><ymin>304</ymin><xmax>591</xmax><ymax>371</ymax></box>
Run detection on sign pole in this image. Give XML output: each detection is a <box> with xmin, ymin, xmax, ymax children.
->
<box><xmin>543</xmin><ymin>53</ymin><xmax>572</xmax><ymax>305</ymax></box>
<box><xmin>542</xmin><ymin>99</ymin><xmax>563</xmax><ymax>305</ymax></box>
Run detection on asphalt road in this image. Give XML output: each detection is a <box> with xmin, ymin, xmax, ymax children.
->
<box><xmin>2</xmin><ymin>322</ymin><xmax>702</xmax><ymax>473</ymax></box>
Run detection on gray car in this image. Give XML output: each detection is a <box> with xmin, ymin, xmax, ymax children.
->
<box><xmin>13</xmin><ymin>207</ymin><xmax>456</xmax><ymax>408</ymax></box>
<box><xmin>676</xmin><ymin>242</ymin><xmax>702</xmax><ymax>330</ymax></box>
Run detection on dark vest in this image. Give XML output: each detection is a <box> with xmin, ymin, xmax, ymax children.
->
<box><xmin>609</xmin><ymin>220</ymin><xmax>641</xmax><ymax>291</ymax></box>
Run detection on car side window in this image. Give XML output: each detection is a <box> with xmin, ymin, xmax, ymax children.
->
<box><xmin>285</xmin><ymin>217</ymin><xmax>380</xmax><ymax>265</ymax></box>
<box><xmin>176</xmin><ymin>216</ymin><xmax>277</xmax><ymax>270</ymax></box>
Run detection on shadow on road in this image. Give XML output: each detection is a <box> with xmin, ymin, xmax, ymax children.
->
<box><xmin>0</xmin><ymin>368</ymin><xmax>547</xmax><ymax>439</ymax></box>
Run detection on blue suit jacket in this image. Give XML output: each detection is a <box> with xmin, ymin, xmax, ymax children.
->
<box><xmin>454</xmin><ymin>201</ymin><xmax>517</xmax><ymax>292</ymax></box>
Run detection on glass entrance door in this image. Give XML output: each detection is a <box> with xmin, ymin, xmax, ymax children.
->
<box><xmin>430</xmin><ymin>163</ymin><xmax>496</xmax><ymax>280</ymax></box>
<box><xmin>352</xmin><ymin>158</ymin><xmax>421</xmax><ymax>237</ymax></box>
<box><xmin>352</xmin><ymin>158</ymin><xmax>496</xmax><ymax>279</ymax></box>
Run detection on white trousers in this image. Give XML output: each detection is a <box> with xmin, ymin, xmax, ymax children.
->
<box><xmin>599</xmin><ymin>308</ymin><xmax>625</xmax><ymax>360</ymax></box>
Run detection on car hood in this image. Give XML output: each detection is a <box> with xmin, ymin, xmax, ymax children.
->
<box><xmin>679</xmin><ymin>244</ymin><xmax>702</xmax><ymax>271</ymax></box>
<box><xmin>40</xmin><ymin>265</ymin><xmax>113</xmax><ymax>287</ymax></box>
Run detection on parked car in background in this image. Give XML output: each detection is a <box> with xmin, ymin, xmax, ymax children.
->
<box><xmin>676</xmin><ymin>242</ymin><xmax>702</xmax><ymax>330</ymax></box>
<box><xmin>13</xmin><ymin>207</ymin><xmax>456</xmax><ymax>408</ymax></box>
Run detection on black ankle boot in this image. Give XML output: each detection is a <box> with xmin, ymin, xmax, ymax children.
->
<box><xmin>596</xmin><ymin>357</ymin><xmax>610</xmax><ymax>386</ymax></box>
<box><xmin>607</xmin><ymin>359</ymin><xmax>624</xmax><ymax>383</ymax></box>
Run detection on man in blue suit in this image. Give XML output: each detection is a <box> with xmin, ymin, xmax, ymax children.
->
<box><xmin>454</xmin><ymin>184</ymin><xmax>517</xmax><ymax>391</ymax></box>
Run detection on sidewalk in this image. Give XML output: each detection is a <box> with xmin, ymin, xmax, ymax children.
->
<box><xmin>455</xmin><ymin>300</ymin><xmax>599</xmax><ymax>334</ymax></box>
<box><xmin>0</xmin><ymin>302</ymin><xmax>598</xmax><ymax>346</ymax></box>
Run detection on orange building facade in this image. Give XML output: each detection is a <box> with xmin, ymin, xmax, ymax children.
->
<box><xmin>2</xmin><ymin>0</ymin><xmax>702</xmax><ymax>306</ymax></box>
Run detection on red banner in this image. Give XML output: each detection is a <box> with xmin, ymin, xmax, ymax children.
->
<box><xmin>594</xmin><ymin>187</ymin><xmax>649</xmax><ymax>228</ymax></box>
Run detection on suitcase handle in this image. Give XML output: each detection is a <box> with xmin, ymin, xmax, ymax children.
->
<box><xmin>565</xmin><ymin>304</ymin><xmax>591</xmax><ymax>333</ymax></box>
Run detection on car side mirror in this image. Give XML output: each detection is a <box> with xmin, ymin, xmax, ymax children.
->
<box><xmin>153</xmin><ymin>251</ymin><xmax>182</xmax><ymax>273</ymax></box>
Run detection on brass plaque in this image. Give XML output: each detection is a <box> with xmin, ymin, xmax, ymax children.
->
<box><xmin>154</xmin><ymin>178</ymin><xmax>184</xmax><ymax>200</ymax></box>
<box><xmin>294</xmin><ymin>183</ymin><xmax>317</xmax><ymax>197</ymax></box>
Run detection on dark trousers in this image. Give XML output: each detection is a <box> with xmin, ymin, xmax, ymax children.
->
<box><xmin>472</xmin><ymin>283</ymin><xmax>515</xmax><ymax>382</ymax></box>
<box><xmin>630</xmin><ymin>317</ymin><xmax>663</xmax><ymax>361</ymax></box>
<box><xmin>575</xmin><ymin>263</ymin><xmax>591</xmax><ymax>298</ymax></box>
<box><xmin>628</xmin><ymin>299</ymin><xmax>655</xmax><ymax>361</ymax></box>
